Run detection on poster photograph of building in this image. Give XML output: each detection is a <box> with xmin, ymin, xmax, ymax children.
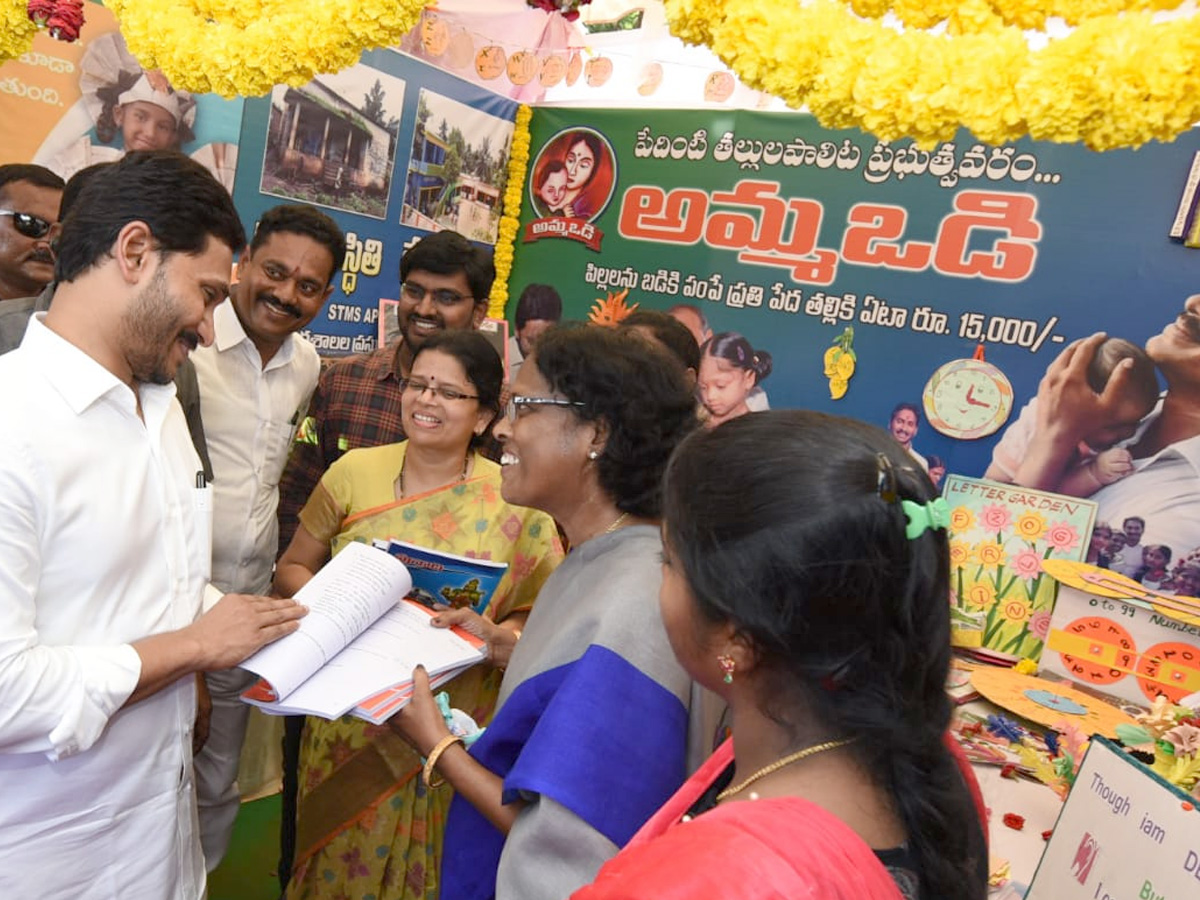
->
<box><xmin>258</xmin><ymin>62</ymin><xmax>406</xmax><ymax>220</ymax></box>
<box><xmin>401</xmin><ymin>87</ymin><xmax>514</xmax><ymax>243</ymax></box>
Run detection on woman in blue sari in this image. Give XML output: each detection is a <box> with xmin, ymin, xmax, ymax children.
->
<box><xmin>390</xmin><ymin>325</ymin><xmax>705</xmax><ymax>900</ymax></box>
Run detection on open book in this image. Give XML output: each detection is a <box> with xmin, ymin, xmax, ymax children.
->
<box><xmin>239</xmin><ymin>542</ymin><xmax>485</xmax><ymax>723</ymax></box>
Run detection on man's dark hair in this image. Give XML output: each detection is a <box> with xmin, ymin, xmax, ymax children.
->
<box><xmin>399</xmin><ymin>230</ymin><xmax>494</xmax><ymax>304</ymax></box>
<box><xmin>0</xmin><ymin>164</ymin><xmax>65</xmax><ymax>200</ymax></box>
<box><xmin>55</xmin><ymin>151</ymin><xmax>245</xmax><ymax>283</ymax></box>
<box><xmin>250</xmin><ymin>204</ymin><xmax>347</xmax><ymax>286</ymax></box>
<box><xmin>59</xmin><ymin>162</ymin><xmax>114</xmax><ymax>221</ymax></box>
<box><xmin>619</xmin><ymin>309</ymin><xmax>701</xmax><ymax>373</ymax></box>
<box><xmin>891</xmin><ymin>402</ymin><xmax>921</xmax><ymax>422</ymax></box>
<box><xmin>514</xmin><ymin>283</ymin><xmax>563</xmax><ymax>330</ymax></box>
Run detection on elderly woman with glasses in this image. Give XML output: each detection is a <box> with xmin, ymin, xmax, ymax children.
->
<box><xmin>274</xmin><ymin>330</ymin><xmax>564</xmax><ymax>900</ymax></box>
<box><xmin>389</xmin><ymin>325</ymin><xmax>705</xmax><ymax>900</ymax></box>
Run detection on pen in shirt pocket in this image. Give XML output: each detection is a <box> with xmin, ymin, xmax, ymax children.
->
<box><xmin>194</xmin><ymin>470</ymin><xmax>214</xmax><ymax>561</ymax></box>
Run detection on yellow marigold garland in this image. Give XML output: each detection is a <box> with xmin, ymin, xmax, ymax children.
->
<box><xmin>104</xmin><ymin>0</ymin><xmax>426</xmax><ymax>98</ymax></box>
<box><xmin>851</xmin><ymin>0</ymin><xmax>1188</xmax><ymax>30</ymax></box>
<box><xmin>664</xmin><ymin>0</ymin><xmax>1200</xmax><ymax>150</ymax></box>
<box><xmin>1</xmin><ymin>1</ymin><xmax>38</xmax><ymax>63</ymax></box>
<box><xmin>489</xmin><ymin>104</ymin><xmax>532</xmax><ymax>320</ymax></box>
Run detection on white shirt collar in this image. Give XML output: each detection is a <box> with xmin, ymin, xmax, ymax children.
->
<box><xmin>23</xmin><ymin>313</ymin><xmax>176</xmax><ymax>419</ymax></box>
<box><xmin>1151</xmin><ymin>431</ymin><xmax>1200</xmax><ymax>473</ymax></box>
<box><xmin>212</xmin><ymin>297</ymin><xmax>296</xmax><ymax>370</ymax></box>
<box><xmin>1127</xmin><ymin>398</ymin><xmax>1200</xmax><ymax>474</ymax></box>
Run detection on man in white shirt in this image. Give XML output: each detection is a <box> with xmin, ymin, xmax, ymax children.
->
<box><xmin>191</xmin><ymin>203</ymin><xmax>344</xmax><ymax>870</ymax></box>
<box><xmin>1108</xmin><ymin>515</ymin><xmax>1147</xmax><ymax>577</ymax></box>
<box><xmin>0</xmin><ymin>151</ymin><xmax>306</xmax><ymax>900</ymax></box>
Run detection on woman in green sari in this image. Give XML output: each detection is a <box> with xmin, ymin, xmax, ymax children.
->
<box><xmin>275</xmin><ymin>331</ymin><xmax>564</xmax><ymax>900</ymax></box>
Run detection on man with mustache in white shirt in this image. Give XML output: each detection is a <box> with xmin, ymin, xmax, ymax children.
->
<box><xmin>190</xmin><ymin>203</ymin><xmax>345</xmax><ymax>872</ymax></box>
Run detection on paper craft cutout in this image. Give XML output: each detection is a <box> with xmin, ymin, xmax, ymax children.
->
<box><xmin>970</xmin><ymin>666</ymin><xmax>1136</xmax><ymax>735</ymax></box>
<box><xmin>1024</xmin><ymin>689</ymin><xmax>1088</xmax><ymax>716</ymax></box>
<box><xmin>923</xmin><ymin>352</ymin><xmax>1014</xmax><ymax>440</ymax></box>
<box><xmin>1038</xmin><ymin>565</ymin><xmax>1200</xmax><ymax>704</ymax></box>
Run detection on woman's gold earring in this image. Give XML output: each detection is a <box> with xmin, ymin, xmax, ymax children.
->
<box><xmin>717</xmin><ymin>654</ymin><xmax>735</xmax><ymax>684</ymax></box>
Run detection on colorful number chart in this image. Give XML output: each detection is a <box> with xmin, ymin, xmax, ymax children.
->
<box><xmin>1041</xmin><ymin>584</ymin><xmax>1200</xmax><ymax>707</ymax></box>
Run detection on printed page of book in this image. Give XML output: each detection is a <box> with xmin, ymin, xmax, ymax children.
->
<box><xmin>259</xmin><ymin>599</ymin><xmax>485</xmax><ymax>718</ymax></box>
<box><xmin>240</xmin><ymin>541</ymin><xmax>413</xmax><ymax>701</ymax></box>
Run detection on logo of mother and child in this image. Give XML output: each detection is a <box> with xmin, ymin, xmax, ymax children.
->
<box><xmin>525</xmin><ymin>127</ymin><xmax>617</xmax><ymax>251</ymax></box>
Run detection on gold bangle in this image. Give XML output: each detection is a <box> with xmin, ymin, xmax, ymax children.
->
<box><xmin>423</xmin><ymin>734</ymin><xmax>464</xmax><ymax>788</ymax></box>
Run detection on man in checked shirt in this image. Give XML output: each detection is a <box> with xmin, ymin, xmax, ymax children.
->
<box><xmin>274</xmin><ymin>228</ymin><xmax>494</xmax><ymax>886</ymax></box>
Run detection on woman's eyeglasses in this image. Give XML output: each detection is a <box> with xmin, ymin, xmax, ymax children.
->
<box><xmin>505</xmin><ymin>395</ymin><xmax>585</xmax><ymax>421</ymax></box>
<box><xmin>0</xmin><ymin>210</ymin><xmax>55</xmax><ymax>240</ymax></box>
<box><xmin>400</xmin><ymin>377</ymin><xmax>478</xmax><ymax>402</ymax></box>
<box><xmin>400</xmin><ymin>281</ymin><xmax>472</xmax><ymax>308</ymax></box>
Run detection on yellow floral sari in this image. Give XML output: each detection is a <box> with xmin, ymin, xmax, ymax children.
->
<box><xmin>285</xmin><ymin>442</ymin><xmax>563</xmax><ymax>900</ymax></box>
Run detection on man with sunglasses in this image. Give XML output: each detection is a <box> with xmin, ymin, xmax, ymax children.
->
<box><xmin>273</xmin><ymin>227</ymin><xmax>493</xmax><ymax>887</ymax></box>
<box><xmin>0</xmin><ymin>164</ymin><xmax>63</xmax><ymax>302</ymax></box>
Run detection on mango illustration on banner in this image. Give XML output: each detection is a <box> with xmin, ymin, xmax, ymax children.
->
<box><xmin>638</xmin><ymin>62</ymin><xmax>663</xmax><ymax>97</ymax></box>
<box><xmin>507</xmin><ymin>51</ymin><xmax>538</xmax><ymax>86</ymax></box>
<box><xmin>540</xmin><ymin>54</ymin><xmax>567</xmax><ymax>88</ymax></box>
<box><xmin>585</xmin><ymin>56</ymin><xmax>612</xmax><ymax>88</ymax></box>
<box><xmin>566</xmin><ymin>51</ymin><xmax>583</xmax><ymax>86</ymax></box>
<box><xmin>823</xmin><ymin>326</ymin><xmax>856</xmax><ymax>400</ymax></box>
<box><xmin>703</xmin><ymin>71</ymin><xmax>735</xmax><ymax>103</ymax></box>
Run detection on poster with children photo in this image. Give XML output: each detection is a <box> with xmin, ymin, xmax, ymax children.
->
<box><xmin>30</xmin><ymin>29</ymin><xmax>242</xmax><ymax>192</ymax></box>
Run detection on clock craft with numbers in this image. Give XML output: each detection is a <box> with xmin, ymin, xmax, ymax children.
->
<box><xmin>922</xmin><ymin>357</ymin><xmax>1014</xmax><ymax>440</ymax></box>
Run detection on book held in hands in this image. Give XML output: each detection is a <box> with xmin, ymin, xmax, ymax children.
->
<box><xmin>239</xmin><ymin>541</ymin><xmax>492</xmax><ymax>723</ymax></box>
